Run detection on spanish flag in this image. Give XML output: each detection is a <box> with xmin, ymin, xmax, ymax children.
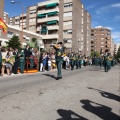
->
<box><xmin>0</xmin><ymin>18</ymin><xmax>7</xmax><ymax>33</ymax></box>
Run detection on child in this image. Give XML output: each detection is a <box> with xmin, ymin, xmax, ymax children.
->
<box><xmin>48</xmin><ymin>58</ymin><xmax>51</xmax><ymax>71</ymax></box>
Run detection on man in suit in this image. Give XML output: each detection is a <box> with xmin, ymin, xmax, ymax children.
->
<box><xmin>53</xmin><ymin>42</ymin><xmax>65</xmax><ymax>80</ymax></box>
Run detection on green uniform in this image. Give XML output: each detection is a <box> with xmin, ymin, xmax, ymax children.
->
<box><xmin>103</xmin><ymin>54</ymin><xmax>109</xmax><ymax>72</ymax></box>
<box><xmin>69</xmin><ymin>53</ymin><xmax>75</xmax><ymax>70</ymax></box>
<box><xmin>78</xmin><ymin>55</ymin><xmax>82</xmax><ymax>69</ymax></box>
<box><xmin>20</xmin><ymin>52</ymin><xmax>25</xmax><ymax>73</ymax></box>
<box><xmin>53</xmin><ymin>45</ymin><xmax>64</xmax><ymax>78</ymax></box>
<box><xmin>75</xmin><ymin>55</ymin><xmax>79</xmax><ymax>69</ymax></box>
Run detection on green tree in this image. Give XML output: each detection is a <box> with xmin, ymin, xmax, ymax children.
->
<box><xmin>91</xmin><ymin>51</ymin><xmax>100</xmax><ymax>57</ymax></box>
<box><xmin>116</xmin><ymin>46</ymin><xmax>120</xmax><ymax>62</ymax></box>
<box><xmin>8</xmin><ymin>35</ymin><xmax>21</xmax><ymax>49</ymax></box>
<box><xmin>27</xmin><ymin>38</ymin><xmax>38</xmax><ymax>48</ymax></box>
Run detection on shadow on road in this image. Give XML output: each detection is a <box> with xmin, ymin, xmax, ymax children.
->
<box><xmin>42</xmin><ymin>74</ymin><xmax>56</xmax><ymax>80</ymax></box>
<box><xmin>88</xmin><ymin>87</ymin><xmax>120</xmax><ymax>102</ymax></box>
<box><xmin>80</xmin><ymin>99</ymin><xmax>119</xmax><ymax>120</ymax></box>
<box><xmin>57</xmin><ymin>109</ymin><xmax>88</xmax><ymax>120</ymax></box>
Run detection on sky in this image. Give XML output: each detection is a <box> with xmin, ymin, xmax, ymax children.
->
<box><xmin>4</xmin><ymin>0</ymin><xmax>120</xmax><ymax>43</ymax></box>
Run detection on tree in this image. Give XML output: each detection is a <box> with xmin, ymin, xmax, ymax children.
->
<box><xmin>8</xmin><ymin>35</ymin><xmax>21</xmax><ymax>49</ymax></box>
<box><xmin>27</xmin><ymin>38</ymin><xmax>38</xmax><ymax>48</ymax></box>
<box><xmin>116</xmin><ymin>46</ymin><xmax>120</xmax><ymax>62</ymax></box>
<box><xmin>91</xmin><ymin>51</ymin><xmax>100</xmax><ymax>57</ymax></box>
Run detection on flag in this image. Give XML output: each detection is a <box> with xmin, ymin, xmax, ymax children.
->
<box><xmin>0</xmin><ymin>18</ymin><xmax>7</xmax><ymax>33</ymax></box>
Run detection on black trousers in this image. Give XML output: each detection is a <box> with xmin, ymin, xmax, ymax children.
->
<box><xmin>14</xmin><ymin>62</ymin><xmax>19</xmax><ymax>74</ymax></box>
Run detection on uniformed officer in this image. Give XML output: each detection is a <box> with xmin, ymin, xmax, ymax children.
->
<box><xmin>53</xmin><ymin>42</ymin><xmax>65</xmax><ymax>80</ymax></box>
<box><xmin>20</xmin><ymin>50</ymin><xmax>25</xmax><ymax>73</ymax></box>
<box><xmin>75</xmin><ymin>53</ymin><xmax>79</xmax><ymax>69</ymax></box>
<box><xmin>78</xmin><ymin>54</ymin><xmax>82</xmax><ymax>69</ymax></box>
<box><xmin>69</xmin><ymin>52</ymin><xmax>75</xmax><ymax>70</ymax></box>
<box><xmin>103</xmin><ymin>52</ymin><xmax>109</xmax><ymax>72</ymax></box>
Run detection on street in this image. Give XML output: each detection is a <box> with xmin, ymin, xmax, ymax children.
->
<box><xmin>0</xmin><ymin>65</ymin><xmax>120</xmax><ymax>120</ymax></box>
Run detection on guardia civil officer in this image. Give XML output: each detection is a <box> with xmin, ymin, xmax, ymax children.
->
<box><xmin>53</xmin><ymin>42</ymin><xmax>65</xmax><ymax>80</ymax></box>
<box><xmin>103</xmin><ymin>52</ymin><xmax>109</xmax><ymax>72</ymax></box>
<box><xmin>78</xmin><ymin>54</ymin><xmax>82</xmax><ymax>69</ymax></box>
<box><xmin>69</xmin><ymin>52</ymin><xmax>75</xmax><ymax>70</ymax></box>
<box><xmin>75</xmin><ymin>53</ymin><xmax>79</xmax><ymax>69</ymax></box>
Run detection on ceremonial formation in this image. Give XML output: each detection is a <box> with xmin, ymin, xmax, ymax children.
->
<box><xmin>0</xmin><ymin>41</ymin><xmax>117</xmax><ymax>80</ymax></box>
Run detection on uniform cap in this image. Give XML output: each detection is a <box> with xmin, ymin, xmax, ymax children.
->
<box><xmin>57</xmin><ymin>42</ymin><xmax>63</xmax><ymax>45</ymax></box>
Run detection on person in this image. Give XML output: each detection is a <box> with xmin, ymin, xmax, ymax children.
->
<box><xmin>5</xmin><ymin>51</ymin><xmax>13</xmax><ymax>75</ymax></box>
<box><xmin>75</xmin><ymin>53</ymin><xmax>79</xmax><ymax>69</ymax></box>
<box><xmin>0</xmin><ymin>45</ymin><xmax>2</xmax><ymax>75</ymax></box>
<box><xmin>13</xmin><ymin>48</ymin><xmax>20</xmax><ymax>74</ymax></box>
<box><xmin>19</xmin><ymin>50</ymin><xmax>25</xmax><ymax>73</ymax></box>
<box><xmin>103</xmin><ymin>52</ymin><xmax>109</xmax><ymax>72</ymax></box>
<box><xmin>48</xmin><ymin>58</ymin><xmax>51</xmax><ymax>71</ymax></box>
<box><xmin>39</xmin><ymin>53</ymin><xmax>43</xmax><ymax>72</ymax></box>
<box><xmin>53</xmin><ymin>42</ymin><xmax>65</xmax><ymax>80</ymax></box>
<box><xmin>78</xmin><ymin>54</ymin><xmax>82</xmax><ymax>69</ymax></box>
<box><xmin>69</xmin><ymin>52</ymin><xmax>75</xmax><ymax>70</ymax></box>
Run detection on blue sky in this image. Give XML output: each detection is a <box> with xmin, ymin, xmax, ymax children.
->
<box><xmin>4</xmin><ymin>0</ymin><xmax>120</xmax><ymax>43</ymax></box>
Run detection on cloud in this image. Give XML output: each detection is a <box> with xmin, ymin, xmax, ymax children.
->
<box><xmin>111</xmin><ymin>3</ymin><xmax>120</xmax><ymax>8</ymax></box>
<box><xmin>96</xmin><ymin>2</ymin><xmax>120</xmax><ymax>15</ymax></box>
<box><xmin>113</xmin><ymin>15</ymin><xmax>120</xmax><ymax>21</ymax></box>
<box><xmin>105</xmin><ymin>27</ymin><xmax>114</xmax><ymax>30</ymax></box>
<box><xmin>112</xmin><ymin>31</ymin><xmax>120</xmax><ymax>43</ymax></box>
<box><xmin>86</xmin><ymin>5</ymin><xmax>95</xmax><ymax>10</ymax></box>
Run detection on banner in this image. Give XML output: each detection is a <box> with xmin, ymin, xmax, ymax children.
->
<box><xmin>0</xmin><ymin>18</ymin><xmax>7</xmax><ymax>33</ymax></box>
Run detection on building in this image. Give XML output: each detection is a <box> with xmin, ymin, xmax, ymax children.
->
<box><xmin>0</xmin><ymin>0</ymin><xmax>43</xmax><ymax>48</ymax></box>
<box><xmin>8</xmin><ymin>0</ymin><xmax>91</xmax><ymax>55</ymax></box>
<box><xmin>91</xmin><ymin>26</ymin><xmax>114</xmax><ymax>55</ymax></box>
<box><xmin>114</xmin><ymin>43</ymin><xmax>120</xmax><ymax>54</ymax></box>
<box><xmin>0</xmin><ymin>24</ymin><xmax>43</xmax><ymax>48</ymax></box>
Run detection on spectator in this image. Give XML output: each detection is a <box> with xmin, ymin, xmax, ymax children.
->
<box><xmin>48</xmin><ymin>58</ymin><xmax>51</xmax><ymax>71</ymax></box>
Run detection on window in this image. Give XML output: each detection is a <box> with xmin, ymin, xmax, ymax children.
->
<box><xmin>101</xmin><ymin>34</ymin><xmax>104</xmax><ymax>36</ymax></box>
<box><xmin>30</xmin><ymin>10</ymin><xmax>36</xmax><ymax>14</ymax></box>
<box><xmin>64</xmin><ymin>3</ymin><xmax>73</xmax><ymax>8</ymax></box>
<box><xmin>64</xmin><ymin>12</ymin><xmax>72</xmax><ymax>17</ymax></box>
<box><xmin>63</xmin><ymin>21</ymin><xmax>72</xmax><ymax>26</ymax></box>
<box><xmin>63</xmin><ymin>30</ymin><xmax>72</xmax><ymax>34</ymax></box>
<box><xmin>101</xmin><ymin>42</ymin><xmax>104</xmax><ymax>44</ymax></box>
<box><xmin>101</xmin><ymin>38</ymin><xmax>104</xmax><ymax>40</ymax></box>
<box><xmin>7</xmin><ymin>31</ymin><xmax>13</xmax><ymax>38</ymax></box>
<box><xmin>101</xmin><ymin>46</ymin><xmax>104</xmax><ymax>48</ymax></box>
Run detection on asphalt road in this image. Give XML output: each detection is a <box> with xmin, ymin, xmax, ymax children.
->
<box><xmin>0</xmin><ymin>65</ymin><xmax>120</xmax><ymax>120</ymax></box>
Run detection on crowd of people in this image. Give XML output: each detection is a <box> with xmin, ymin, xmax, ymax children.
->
<box><xmin>0</xmin><ymin>43</ymin><xmax>116</xmax><ymax>77</ymax></box>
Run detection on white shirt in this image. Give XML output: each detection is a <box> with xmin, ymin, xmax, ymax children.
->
<box><xmin>48</xmin><ymin>60</ymin><xmax>51</xmax><ymax>66</ymax></box>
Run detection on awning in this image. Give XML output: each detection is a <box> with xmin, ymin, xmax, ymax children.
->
<box><xmin>47</xmin><ymin>11</ymin><xmax>58</xmax><ymax>16</ymax></box>
<box><xmin>47</xmin><ymin>20</ymin><xmax>58</xmax><ymax>25</ymax></box>
<box><xmin>46</xmin><ymin>3</ymin><xmax>58</xmax><ymax>8</ymax></box>
<box><xmin>37</xmin><ymin>14</ymin><xmax>46</xmax><ymax>18</ymax></box>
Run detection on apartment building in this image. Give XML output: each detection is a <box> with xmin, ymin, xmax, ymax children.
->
<box><xmin>91</xmin><ymin>26</ymin><xmax>114</xmax><ymax>55</ymax></box>
<box><xmin>114</xmin><ymin>43</ymin><xmax>120</xmax><ymax>54</ymax></box>
<box><xmin>7</xmin><ymin>0</ymin><xmax>91</xmax><ymax>55</ymax></box>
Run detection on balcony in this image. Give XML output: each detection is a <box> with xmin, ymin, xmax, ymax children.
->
<box><xmin>64</xmin><ymin>7</ymin><xmax>73</xmax><ymax>12</ymax></box>
<box><xmin>42</xmin><ymin>34</ymin><xmax>59</xmax><ymax>39</ymax></box>
<box><xmin>63</xmin><ymin>25</ymin><xmax>72</xmax><ymax>30</ymax></box>
<box><xmin>37</xmin><ymin>16</ymin><xmax>59</xmax><ymax>23</ymax></box>
<box><xmin>29</xmin><ymin>14</ymin><xmax>37</xmax><ymax>18</ymax></box>
<box><xmin>29</xmin><ymin>21</ymin><xmax>36</xmax><ymax>26</ymax></box>
<box><xmin>37</xmin><ymin>25</ymin><xmax>59</xmax><ymax>31</ymax></box>
<box><xmin>64</xmin><ymin>0</ymin><xmax>73</xmax><ymax>3</ymax></box>
<box><xmin>63</xmin><ymin>34</ymin><xmax>72</xmax><ymax>39</ymax></box>
<box><xmin>38</xmin><ymin>0</ymin><xmax>59</xmax><ymax>7</ymax></box>
<box><xmin>63</xmin><ymin>16</ymin><xmax>72</xmax><ymax>21</ymax></box>
<box><xmin>37</xmin><ymin>7</ymin><xmax>59</xmax><ymax>14</ymax></box>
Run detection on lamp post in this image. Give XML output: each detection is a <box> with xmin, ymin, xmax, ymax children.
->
<box><xmin>78</xmin><ymin>39</ymin><xmax>80</xmax><ymax>53</ymax></box>
<box><xmin>11</xmin><ymin>1</ymin><xmax>24</xmax><ymax>47</ymax></box>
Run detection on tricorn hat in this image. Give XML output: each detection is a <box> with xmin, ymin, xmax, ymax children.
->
<box><xmin>57</xmin><ymin>42</ymin><xmax>63</xmax><ymax>45</ymax></box>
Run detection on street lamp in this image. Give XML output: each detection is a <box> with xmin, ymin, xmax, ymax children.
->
<box><xmin>11</xmin><ymin>1</ymin><xmax>24</xmax><ymax>47</ymax></box>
